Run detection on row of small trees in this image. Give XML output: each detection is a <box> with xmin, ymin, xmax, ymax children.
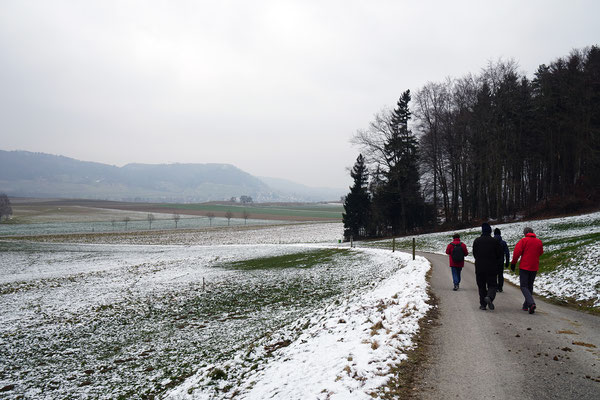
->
<box><xmin>343</xmin><ymin>45</ymin><xmax>600</xmax><ymax>240</ymax></box>
<box><xmin>116</xmin><ymin>210</ymin><xmax>251</xmax><ymax>230</ymax></box>
<box><xmin>0</xmin><ymin>195</ymin><xmax>249</xmax><ymax>229</ymax></box>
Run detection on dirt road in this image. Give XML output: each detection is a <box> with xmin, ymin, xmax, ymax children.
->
<box><xmin>416</xmin><ymin>252</ymin><xmax>600</xmax><ymax>399</ymax></box>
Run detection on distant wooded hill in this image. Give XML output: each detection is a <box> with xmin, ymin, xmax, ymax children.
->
<box><xmin>0</xmin><ymin>150</ymin><xmax>344</xmax><ymax>202</ymax></box>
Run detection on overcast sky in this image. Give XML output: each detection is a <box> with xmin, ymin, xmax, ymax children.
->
<box><xmin>1</xmin><ymin>1</ymin><xmax>598</xmax><ymax>189</ymax></box>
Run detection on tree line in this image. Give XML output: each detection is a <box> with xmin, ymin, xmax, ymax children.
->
<box><xmin>344</xmin><ymin>46</ymin><xmax>600</xmax><ymax>240</ymax></box>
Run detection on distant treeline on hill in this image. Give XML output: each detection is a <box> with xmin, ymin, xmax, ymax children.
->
<box><xmin>344</xmin><ymin>45</ymin><xmax>600</xmax><ymax>240</ymax></box>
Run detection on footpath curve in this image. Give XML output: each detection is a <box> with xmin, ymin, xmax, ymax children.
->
<box><xmin>415</xmin><ymin>252</ymin><xmax>600</xmax><ymax>399</ymax></box>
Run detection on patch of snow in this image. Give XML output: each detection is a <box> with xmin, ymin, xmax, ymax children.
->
<box><xmin>167</xmin><ymin>250</ymin><xmax>430</xmax><ymax>399</ymax></box>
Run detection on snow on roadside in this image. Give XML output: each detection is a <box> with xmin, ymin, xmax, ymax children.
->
<box><xmin>167</xmin><ymin>249</ymin><xmax>431</xmax><ymax>400</ymax></box>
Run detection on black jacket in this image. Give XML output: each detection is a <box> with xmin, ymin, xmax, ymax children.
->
<box><xmin>473</xmin><ymin>233</ymin><xmax>503</xmax><ymax>273</ymax></box>
<box><xmin>494</xmin><ymin>234</ymin><xmax>510</xmax><ymax>267</ymax></box>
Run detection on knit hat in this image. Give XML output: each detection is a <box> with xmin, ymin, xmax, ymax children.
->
<box><xmin>482</xmin><ymin>223</ymin><xmax>492</xmax><ymax>235</ymax></box>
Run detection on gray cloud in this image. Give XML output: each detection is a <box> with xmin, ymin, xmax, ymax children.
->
<box><xmin>1</xmin><ymin>0</ymin><xmax>599</xmax><ymax>188</ymax></box>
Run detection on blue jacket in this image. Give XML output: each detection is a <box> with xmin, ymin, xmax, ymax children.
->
<box><xmin>494</xmin><ymin>234</ymin><xmax>510</xmax><ymax>266</ymax></box>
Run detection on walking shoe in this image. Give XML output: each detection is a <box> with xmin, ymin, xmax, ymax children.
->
<box><xmin>522</xmin><ymin>307</ymin><xmax>529</xmax><ymax>311</ymax></box>
<box><xmin>497</xmin><ymin>288</ymin><xmax>503</xmax><ymax>292</ymax></box>
<box><xmin>484</xmin><ymin>296</ymin><xmax>495</xmax><ymax>310</ymax></box>
<box><xmin>479</xmin><ymin>305</ymin><xmax>487</xmax><ymax>310</ymax></box>
<box><xmin>528</xmin><ymin>303</ymin><xmax>536</xmax><ymax>314</ymax></box>
<box><xmin>453</xmin><ymin>284</ymin><xmax>458</xmax><ymax>291</ymax></box>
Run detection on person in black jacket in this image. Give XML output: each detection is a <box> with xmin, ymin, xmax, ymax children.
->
<box><xmin>493</xmin><ymin>228</ymin><xmax>510</xmax><ymax>292</ymax></box>
<box><xmin>472</xmin><ymin>223</ymin><xmax>503</xmax><ymax>310</ymax></box>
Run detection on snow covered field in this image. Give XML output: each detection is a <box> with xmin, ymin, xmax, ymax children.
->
<box><xmin>0</xmin><ymin>222</ymin><xmax>431</xmax><ymax>399</ymax></box>
<box><xmin>372</xmin><ymin>211</ymin><xmax>600</xmax><ymax>308</ymax></box>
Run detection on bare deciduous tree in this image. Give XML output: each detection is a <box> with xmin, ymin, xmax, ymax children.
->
<box><xmin>242</xmin><ymin>210</ymin><xmax>250</xmax><ymax>225</ymax></box>
<box><xmin>0</xmin><ymin>194</ymin><xmax>13</xmax><ymax>222</ymax></box>
<box><xmin>351</xmin><ymin>108</ymin><xmax>395</xmax><ymax>173</ymax></box>
<box><xmin>173</xmin><ymin>213</ymin><xmax>181</xmax><ymax>228</ymax></box>
<box><xmin>225</xmin><ymin>210</ymin><xmax>233</xmax><ymax>226</ymax></box>
<box><xmin>206</xmin><ymin>212</ymin><xmax>215</xmax><ymax>226</ymax></box>
<box><xmin>123</xmin><ymin>216</ymin><xmax>130</xmax><ymax>230</ymax></box>
<box><xmin>147</xmin><ymin>213</ymin><xmax>155</xmax><ymax>229</ymax></box>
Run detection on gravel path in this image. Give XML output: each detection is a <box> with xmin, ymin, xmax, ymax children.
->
<box><xmin>416</xmin><ymin>252</ymin><xmax>600</xmax><ymax>399</ymax></box>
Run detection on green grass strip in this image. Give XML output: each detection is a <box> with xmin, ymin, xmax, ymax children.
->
<box><xmin>223</xmin><ymin>248</ymin><xmax>350</xmax><ymax>271</ymax></box>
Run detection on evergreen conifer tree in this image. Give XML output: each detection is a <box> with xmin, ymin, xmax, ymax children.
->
<box><xmin>382</xmin><ymin>90</ymin><xmax>423</xmax><ymax>233</ymax></box>
<box><xmin>343</xmin><ymin>154</ymin><xmax>370</xmax><ymax>240</ymax></box>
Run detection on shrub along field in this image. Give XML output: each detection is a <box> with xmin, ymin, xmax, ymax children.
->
<box><xmin>367</xmin><ymin>211</ymin><xmax>600</xmax><ymax>311</ymax></box>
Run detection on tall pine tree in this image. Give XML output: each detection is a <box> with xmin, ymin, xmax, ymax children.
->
<box><xmin>343</xmin><ymin>154</ymin><xmax>371</xmax><ymax>240</ymax></box>
<box><xmin>381</xmin><ymin>90</ymin><xmax>424</xmax><ymax>234</ymax></box>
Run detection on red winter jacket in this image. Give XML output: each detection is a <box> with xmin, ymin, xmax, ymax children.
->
<box><xmin>511</xmin><ymin>233</ymin><xmax>544</xmax><ymax>271</ymax></box>
<box><xmin>446</xmin><ymin>239</ymin><xmax>468</xmax><ymax>268</ymax></box>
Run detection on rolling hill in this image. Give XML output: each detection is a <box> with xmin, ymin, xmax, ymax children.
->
<box><xmin>0</xmin><ymin>150</ymin><xmax>344</xmax><ymax>202</ymax></box>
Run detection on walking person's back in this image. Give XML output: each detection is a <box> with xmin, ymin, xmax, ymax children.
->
<box><xmin>472</xmin><ymin>223</ymin><xmax>503</xmax><ymax>310</ymax></box>
<box><xmin>511</xmin><ymin>227</ymin><xmax>544</xmax><ymax>313</ymax></box>
<box><xmin>445</xmin><ymin>234</ymin><xmax>468</xmax><ymax>291</ymax></box>
<box><xmin>493</xmin><ymin>228</ymin><xmax>510</xmax><ymax>292</ymax></box>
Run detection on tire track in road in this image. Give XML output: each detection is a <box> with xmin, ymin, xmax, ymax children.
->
<box><xmin>416</xmin><ymin>252</ymin><xmax>600</xmax><ymax>399</ymax></box>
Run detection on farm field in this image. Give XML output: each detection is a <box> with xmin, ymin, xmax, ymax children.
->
<box><xmin>162</xmin><ymin>202</ymin><xmax>344</xmax><ymax>220</ymax></box>
<box><xmin>0</xmin><ymin>221</ymin><xmax>430</xmax><ymax>399</ymax></box>
<box><xmin>2</xmin><ymin>203</ymin><xmax>598</xmax><ymax>398</ymax></box>
<box><xmin>1</xmin><ymin>199</ymin><xmax>342</xmax><ymax>237</ymax></box>
<box><xmin>6</xmin><ymin>199</ymin><xmax>343</xmax><ymax>223</ymax></box>
<box><xmin>367</xmin><ymin>211</ymin><xmax>600</xmax><ymax>311</ymax></box>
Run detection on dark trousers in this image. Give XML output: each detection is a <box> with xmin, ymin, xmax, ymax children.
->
<box><xmin>476</xmin><ymin>269</ymin><xmax>497</xmax><ymax>306</ymax></box>
<box><xmin>451</xmin><ymin>266</ymin><xmax>462</xmax><ymax>285</ymax></box>
<box><xmin>497</xmin><ymin>264</ymin><xmax>504</xmax><ymax>290</ymax></box>
<box><xmin>519</xmin><ymin>269</ymin><xmax>537</xmax><ymax>308</ymax></box>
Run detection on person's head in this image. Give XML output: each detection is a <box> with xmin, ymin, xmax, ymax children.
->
<box><xmin>482</xmin><ymin>223</ymin><xmax>492</xmax><ymax>235</ymax></box>
<box><xmin>523</xmin><ymin>227</ymin><xmax>534</xmax><ymax>235</ymax></box>
<box><xmin>453</xmin><ymin>233</ymin><xmax>460</xmax><ymax>240</ymax></box>
<box><xmin>494</xmin><ymin>228</ymin><xmax>501</xmax><ymax>236</ymax></box>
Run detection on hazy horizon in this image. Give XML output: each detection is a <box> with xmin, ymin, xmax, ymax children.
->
<box><xmin>1</xmin><ymin>1</ymin><xmax>599</xmax><ymax>188</ymax></box>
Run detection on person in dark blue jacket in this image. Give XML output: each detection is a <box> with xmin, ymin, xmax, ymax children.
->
<box><xmin>494</xmin><ymin>228</ymin><xmax>510</xmax><ymax>292</ymax></box>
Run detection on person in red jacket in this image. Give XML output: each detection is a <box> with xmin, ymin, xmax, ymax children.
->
<box><xmin>511</xmin><ymin>227</ymin><xmax>544</xmax><ymax>314</ymax></box>
<box><xmin>446</xmin><ymin>233</ymin><xmax>468</xmax><ymax>291</ymax></box>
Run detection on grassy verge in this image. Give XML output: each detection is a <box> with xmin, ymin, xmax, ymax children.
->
<box><xmin>375</xmin><ymin>269</ymin><xmax>439</xmax><ymax>399</ymax></box>
<box><xmin>537</xmin><ymin>231</ymin><xmax>600</xmax><ymax>274</ymax></box>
